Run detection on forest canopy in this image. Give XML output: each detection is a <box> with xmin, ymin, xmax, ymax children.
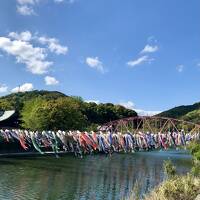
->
<box><xmin>0</xmin><ymin>90</ymin><xmax>137</xmax><ymax>130</ymax></box>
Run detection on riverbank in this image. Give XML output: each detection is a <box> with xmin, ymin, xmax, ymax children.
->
<box><xmin>143</xmin><ymin>175</ymin><xmax>200</xmax><ymax>200</ymax></box>
<box><xmin>125</xmin><ymin>141</ymin><xmax>200</xmax><ymax>200</ymax></box>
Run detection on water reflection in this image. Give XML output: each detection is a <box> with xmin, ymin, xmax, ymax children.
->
<box><xmin>0</xmin><ymin>151</ymin><xmax>192</xmax><ymax>200</ymax></box>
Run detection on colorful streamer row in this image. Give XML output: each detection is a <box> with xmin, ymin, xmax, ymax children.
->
<box><xmin>0</xmin><ymin>129</ymin><xmax>199</xmax><ymax>157</ymax></box>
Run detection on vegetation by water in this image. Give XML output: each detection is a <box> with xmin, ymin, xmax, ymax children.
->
<box><xmin>144</xmin><ymin>153</ymin><xmax>200</xmax><ymax>200</ymax></box>
<box><xmin>125</xmin><ymin>142</ymin><xmax>200</xmax><ymax>200</ymax></box>
<box><xmin>0</xmin><ymin>90</ymin><xmax>137</xmax><ymax>130</ymax></box>
<box><xmin>163</xmin><ymin>160</ymin><xmax>177</xmax><ymax>179</ymax></box>
<box><xmin>188</xmin><ymin>141</ymin><xmax>200</xmax><ymax>176</ymax></box>
<box><xmin>143</xmin><ymin>175</ymin><xmax>200</xmax><ymax>200</ymax></box>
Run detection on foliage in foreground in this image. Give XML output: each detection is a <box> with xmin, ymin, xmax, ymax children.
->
<box><xmin>124</xmin><ymin>175</ymin><xmax>200</xmax><ymax>200</ymax></box>
<box><xmin>125</xmin><ymin>142</ymin><xmax>200</xmax><ymax>200</ymax></box>
<box><xmin>143</xmin><ymin>175</ymin><xmax>200</xmax><ymax>200</ymax></box>
<box><xmin>188</xmin><ymin>141</ymin><xmax>200</xmax><ymax>161</ymax></box>
<box><xmin>143</xmin><ymin>143</ymin><xmax>200</xmax><ymax>200</ymax></box>
<box><xmin>187</xmin><ymin>141</ymin><xmax>200</xmax><ymax>176</ymax></box>
<box><xmin>163</xmin><ymin>160</ymin><xmax>177</xmax><ymax>179</ymax></box>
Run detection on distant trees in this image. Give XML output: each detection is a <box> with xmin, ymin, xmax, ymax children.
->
<box><xmin>182</xmin><ymin>110</ymin><xmax>200</xmax><ymax>124</ymax></box>
<box><xmin>0</xmin><ymin>90</ymin><xmax>137</xmax><ymax>130</ymax></box>
<box><xmin>158</xmin><ymin>103</ymin><xmax>200</xmax><ymax>124</ymax></box>
<box><xmin>158</xmin><ymin>106</ymin><xmax>196</xmax><ymax>119</ymax></box>
<box><xmin>21</xmin><ymin>97</ymin><xmax>137</xmax><ymax>131</ymax></box>
<box><xmin>84</xmin><ymin>102</ymin><xmax>136</xmax><ymax>124</ymax></box>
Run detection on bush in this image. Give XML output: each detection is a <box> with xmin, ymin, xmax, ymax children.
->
<box><xmin>187</xmin><ymin>141</ymin><xmax>200</xmax><ymax>176</ymax></box>
<box><xmin>163</xmin><ymin>160</ymin><xmax>177</xmax><ymax>178</ymax></box>
<box><xmin>144</xmin><ymin>175</ymin><xmax>200</xmax><ymax>200</ymax></box>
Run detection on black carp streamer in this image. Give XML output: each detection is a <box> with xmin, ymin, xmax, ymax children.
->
<box><xmin>0</xmin><ymin>129</ymin><xmax>199</xmax><ymax>157</ymax></box>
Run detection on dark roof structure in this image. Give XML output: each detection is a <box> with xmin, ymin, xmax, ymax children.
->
<box><xmin>0</xmin><ymin>110</ymin><xmax>15</xmax><ymax>122</ymax></box>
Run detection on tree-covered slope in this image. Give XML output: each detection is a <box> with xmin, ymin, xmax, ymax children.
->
<box><xmin>0</xmin><ymin>90</ymin><xmax>137</xmax><ymax>130</ymax></box>
<box><xmin>182</xmin><ymin>109</ymin><xmax>200</xmax><ymax>124</ymax></box>
<box><xmin>0</xmin><ymin>90</ymin><xmax>66</xmax><ymax>111</ymax></box>
<box><xmin>158</xmin><ymin>102</ymin><xmax>200</xmax><ymax>124</ymax></box>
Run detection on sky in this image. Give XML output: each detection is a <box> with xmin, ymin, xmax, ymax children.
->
<box><xmin>0</xmin><ymin>0</ymin><xmax>200</xmax><ymax>115</ymax></box>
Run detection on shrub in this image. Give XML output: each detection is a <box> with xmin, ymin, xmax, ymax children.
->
<box><xmin>144</xmin><ymin>175</ymin><xmax>200</xmax><ymax>200</ymax></box>
<box><xmin>163</xmin><ymin>160</ymin><xmax>176</xmax><ymax>178</ymax></box>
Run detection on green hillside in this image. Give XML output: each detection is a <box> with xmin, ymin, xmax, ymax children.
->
<box><xmin>0</xmin><ymin>90</ymin><xmax>137</xmax><ymax>130</ymax></box>
<box><xmin>0</xmin><ymin>90</ymin><xmax>66</xmax><ymax>110</ymax></box>
<box><xmin>158</xmin><ymin>102</ymin><xmax>200</xmax><ymax>124</ymax></box>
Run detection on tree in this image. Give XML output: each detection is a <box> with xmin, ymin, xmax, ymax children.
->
<box><xmin>1</xmin><ymin>90</ymin><xmax>138</xmax><ymax>129</ymax></box>
<box><xmin>21</xmin><ymin>97</ymin><xmax>87</xmax><ymax>131</ymax></box>
<box><xmin>0</xmin><ymin>99</ymin><xmax>15</xmax><ymax>110</ymax></box>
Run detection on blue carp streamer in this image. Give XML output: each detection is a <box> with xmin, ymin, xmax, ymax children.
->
<box><xmin>0</xmin><ymin>129</ymin><xmax>199</xmax><ymax>157</ymax></box>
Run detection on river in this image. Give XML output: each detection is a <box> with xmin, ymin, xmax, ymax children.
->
<box><xmin>0</xmin><ymin>150</ymin><xmax>192</xmax><ymax>200</ymax></box>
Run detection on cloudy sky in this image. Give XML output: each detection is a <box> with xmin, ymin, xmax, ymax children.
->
<box><xmin>0</xmin><ymin>0</ymin><xmax>200</xmax><ymax>115</ymax></box>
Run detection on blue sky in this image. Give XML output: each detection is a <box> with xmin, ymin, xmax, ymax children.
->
<box><xmin>0</xmin><ymin>0</ymin><xmax>200</xmax><ymax>114</ymax></box>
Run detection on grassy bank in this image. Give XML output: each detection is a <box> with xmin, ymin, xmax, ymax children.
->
<box><xmin>125</xmin><ymin>175</ymin><xmax>200</xmax><ymax>200</ymax></box>
<box><xmin>143</xmin><ymin>175</ymin><xmax>200</xmax><ymax>200</ymax></box>
<box><xmin>124</xmin><ymin>142</ymin><xmax>200</xmax><ymax>200</ymax></box>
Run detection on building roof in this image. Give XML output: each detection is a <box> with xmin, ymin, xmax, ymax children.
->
<box><xmin>0</xmin><ymin>110</ymin><xmax>15</xmax><ymax>122</ymax></box>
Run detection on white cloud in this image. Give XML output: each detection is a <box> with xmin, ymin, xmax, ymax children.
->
<box><xmin>134</xmin><ymin>109</ymin><xmax>161</xmax><ymax>116</ymax></box>
<box><xmin>54</xmin><ymin>0</ymin><xmax>76</xmax><ymax>3</ymax></box>
<box><xmin>119</xmin><ymin>101</ymin><xmax>161</xmax><ymax>116</ymax></box>
<box><xmin>147</xmin><ymin>36</ymin><xmax>157</xmax><ymax>43</ymax></box>
<box><xmin>0</xmin><ymin>84</ymin><xmax>8</xmax><ymax>93</ymax></box>
<box><xmin>17</xmin><ymin>0</ymin><xmax>36</xmax><ymax>5</ymax></box>
<box><xmin>0</xmin><ymin>36</ymin><xmax>53</xmax><ymax>75</ymax></box>
<box><xmin>176</xmin><ymin>65</ymin><xmax>184</xmax><ymax>72</ymax></box>
<box><xmin>8</xmin><ymin>31</ymin><xmax>68</xmax><ymax>55</ymax></box>
<box><xmin>11</xmin><ymin>83</ymin><xmax>34</xmax><ymax>93</ymax></box>
<box><xmin>86</xmin><ymin>57</ymin><xmax>104</xmax><ymax>73</ymax></box>
<box><xmin>16</xmin><ymin>0</ymin><xmax>74</xmax><ymax>16</ymax></box>
<box><xmin>85</xmin><ymin>100</ymin><xmax>100</xmax><ymax>104</ymax></box>
<box><xmin>127</xmin><ymin>39</ymin><xmax>158</xmax><ymax>68</ymax></box>
<box><xmin>38</xmin><ymin>36</ymin><xmax>68</xmax><ymax>55</ymax></box>
<box><xmin>17</xmin><ymin>5</ymin><xmax>36</xmax><ymax>16</ymax></box>
<box><xmin>141</xmin><ymin>44</ymin><xmax>158</xmax><ymax>54</ymax></box>
<box><xmin>45</xmin><ymin>76</ymin><xmax>59</xmax><ymax>85</ymax></box>
<box><xmin>0</xmin><ymin>31</ymin><xmax>68</xmax><ymax>75</ymax></box>
<box><xmin>119</xmin><ymin>101</ymin><xmax>135</xmax><ymax>110</ymax></box>
<box><xmin>54</xmin><ymin>0</ymin><xmax>65</xmax><ymax>3</ymax></box>
<box><xmin>16</xmin><ymin>0</ymin><xmax>39</xmax><ymax>16</ymax></box>
<box><xmin>127</xmin><ymin>55</ymin><xmax>153</xmax><ymax>67</ymax></box>
<box><xmin>9</xmin><ymin>31</ymin><xmax>32</xmax><ymax>42</ymax></box>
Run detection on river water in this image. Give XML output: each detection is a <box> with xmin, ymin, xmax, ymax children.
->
<box><xmin>0</xmin><ymin>150</ymin><xmax>192</xmax><ymax>200</ymax></box>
